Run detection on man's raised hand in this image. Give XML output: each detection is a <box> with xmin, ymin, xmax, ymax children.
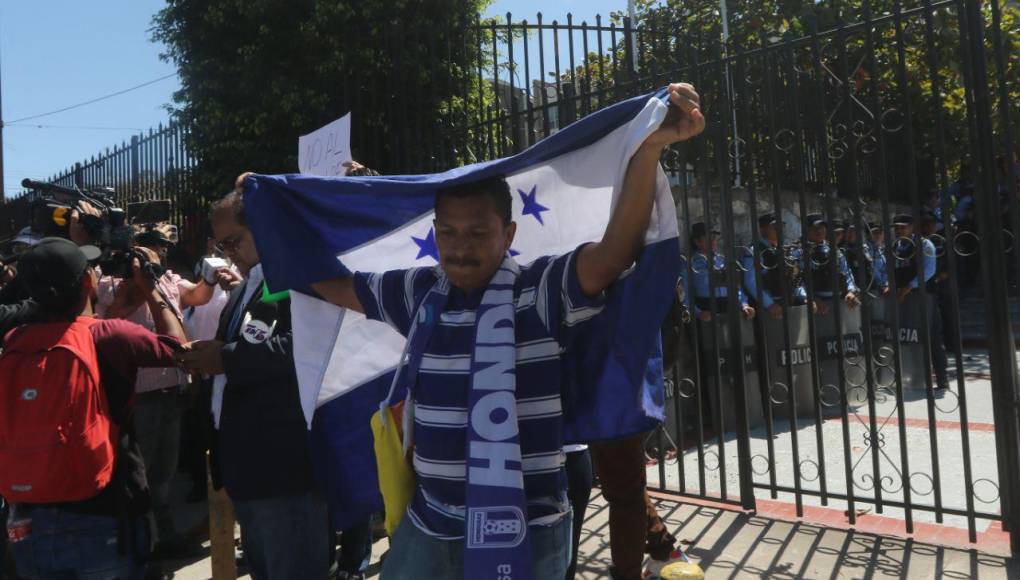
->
<box><xmin>645</xmin><ymin>83</ymin><xmax>706</xmax><ymax>149</ymax></box>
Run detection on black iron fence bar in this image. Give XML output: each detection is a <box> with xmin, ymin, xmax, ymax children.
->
<box><xmin>761</xmin><ymin>41</ymin><xmax>807</xmax><ymax>516</ymax></box>
<box><xmin>714</xmin><ymin>41</ymin><xmax>757</xmax><ymax>511</ymax></box>
<box><xmin>679</xmin><ymin>44</ymin><xmax>709</xmax><ymax>497</ymax></box>
<box><xmin>863</xmin><ymin>15</ymin><xmax>916</xmax><ymax>533</ymax></box>
<box><xmin>808</xmin><ymin>18</ymin><xmax>857</xmax><ymax>524</ymax></box>
<box><xmin>961</xmin><ymin>0</ymin><xmax>1020</xmax><ymax>551</ymax></box>
<box><xmin>891</xmin><ymin>0</ymin><xmax>945</xmax><ymax>525</ymax></box>
<box><xmin>733</xmin><ymin>45</ymin><xmax>780</xmax><ymax>500</ymax></box>
<box><xmin>782</xmin><ymin>39</ymin><xmax>832</xmax><ymax>506</ymax></box>
<box><xmin>987</xmin><ymin>0</ymin><xmax>1020</xmax><ymax>539</ymax></box>
<box><xmin>988</xmin><ymin>0</ymin><xmax>1020</xmax><ymax>346</ymax></box>
<box><xmin>834</xmin><ymin>19</ymin><xmax>880</xmax><ymax>524</ymax></box>
<box><xmin>506</xmin><ymin>14</ymin><xmax>520</xmax><ymax>156</ymax></box>
<box><xmin>521</xmin><ymin>19</ymin><xmax>536</xmax><ymax>150</ymax></box>
<box><xmin>695</xmin><ymin>45</ymin><xmax>729</xmax><ymax>502</ymax></box>
<box><xmin>854</xmin><ymin>5</ymin><xmax>887</xmax><ymax>518</ymax></box>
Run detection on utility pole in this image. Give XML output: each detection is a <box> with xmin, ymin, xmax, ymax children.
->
<box><xmin>0</xmin><ymin>30</ymin><xmax>6</xmax><ymax>202</ymax></box>
<box><xmin>628</xmin><ymin>0</ymin><xmax>639</xmax><ymax>72</ymax></box>
<box><xmin>720</xmin><ymin>0</ymin><xmax>742</xmax><ymax>187</ymax></box>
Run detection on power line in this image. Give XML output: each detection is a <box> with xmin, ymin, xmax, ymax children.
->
<box><xmin>6</xmin><ymin>123</ymin><xmax>143</xmax><ymax>132</ymax></box>
<box><xmin>7</xmin><ymin>73</ymin><xmax>177</xmax><ymax>124</ymax></box>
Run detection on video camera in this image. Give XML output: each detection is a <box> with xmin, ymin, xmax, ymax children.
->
<box><xmin>21</xmin><ymin>178</ymin><xmax>131</xmax><ymax>252</ymax></box>
<box><xmin>18</xmin><ymin>178</ymin><xmax>172</xmax><ymax>279</ymax></box>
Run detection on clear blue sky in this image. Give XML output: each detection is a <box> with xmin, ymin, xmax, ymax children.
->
<box><xmin>0</xmin><ymin>1</ymin><xmax>627</xmax><ymax>199</ymax></box>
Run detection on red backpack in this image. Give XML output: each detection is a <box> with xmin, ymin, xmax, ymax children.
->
<box><xmin>0</xmin><ymin>316</ymin><xmax>118</xmax><ymax>503</ymax></box>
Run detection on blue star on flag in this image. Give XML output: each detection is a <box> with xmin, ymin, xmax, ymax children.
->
<box><xmin>412</xmin><ymin>228</ymin><xmax>439</xmax><ymax>261</ymax></box>
<box><xmin>518</xmin><ymin>185</ymin><xmax>550</xmax><ymax>226</ymax></box>
<box><xmin>509</xmin><ymin>248</ymin><xmax>520</xmax><ymax>257</ymax></box>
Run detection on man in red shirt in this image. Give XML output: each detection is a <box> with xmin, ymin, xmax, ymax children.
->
<box><xmin>3</xmin><ymin>238</ymin><xmax>187</xmax><ymax>580</ymax></box>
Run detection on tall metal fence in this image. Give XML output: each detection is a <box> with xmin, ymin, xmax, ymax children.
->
<box><xmin>1</xmin><ymin>0</ymin><xmax>1018</xmax><ymax>552</ymax></box>
<box><xmin>0</xmin><ymin>123</ymin><xmax>204</xmax><ymax>256</ymax></box>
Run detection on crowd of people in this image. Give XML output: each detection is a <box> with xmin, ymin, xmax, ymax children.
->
<box><xmin>0</xmin><ymin>78</ymin><xmax>1015</xmax><ymax>580</ymax></box>
<box><xmin>0</xmin><ymin>85</ymin><xmax>707</xmax><ymax>580</ymax></box>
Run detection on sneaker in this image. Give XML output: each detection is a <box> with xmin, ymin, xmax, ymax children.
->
<box><xmin>643</xmin><ymin>548</ymin><xmax>704</xmax><ymax>579</ymax></box>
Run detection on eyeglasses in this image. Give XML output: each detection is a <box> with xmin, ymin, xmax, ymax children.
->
<box><xmin>214</xmin><ymin>233</ymin><xmax>244</xmax><ymax>254</ymax></box>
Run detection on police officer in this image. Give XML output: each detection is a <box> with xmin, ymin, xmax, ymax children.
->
<box><xmin>802</xmin><ymin>213</ymin><xmax>859</xmax><ymax>315</ymax></box>
<box><xmin>867</xmin><ymin>222</ymin><xmax>890</xmax><ymax>297</ymax></box>
<box><xmin>682</xmin><ymin>222</ymin><xmax>755</xmax><ymax>321</ymax></box>
<box><xmin>743</xmin><ymin>213</ymin><xmax>807</xmax><ymax>320</ymax></box>
<box><xmin>920</xmin><ymin>212</ymin><xmax>952</xmax><ymax>392</ymax></box>
<box><xmin>891</xmin><ymin>213</ymin><xmax>947</xmax><ymax>392</ymax></box>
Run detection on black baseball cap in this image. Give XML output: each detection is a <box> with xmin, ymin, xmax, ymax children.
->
<box><xmin>758</xmin><ymin>213</ymin><xmax>778</xmax><ymax>227</ymax></box>
<box><xmin>18</xmin><ymin>237</ymin><xmax>101</xmax><ymax>304</ymax></box>
<box><xmin>805</xmin><ymin>213</ymin><xmax>827</xmax><ymax>227</ymax></box>
<box><xmin>892</xmin><ymin>214</ymin><xmax>914</xmax><ymax>226</ymax></box>
<box><xmin>831</xmin><ymin>220</ymin><xmax>847</xmax><ymax>233</ymax></box>
<box><xmin>690</xmin><ymin>222</ymin><xmax>721</xmax><ymax>239</ymax></box>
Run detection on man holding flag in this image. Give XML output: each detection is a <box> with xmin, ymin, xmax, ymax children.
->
<box><xmin>255</xmin><ymin>83</ymin><xmax>703</xmax><ymax>579</ymax></box>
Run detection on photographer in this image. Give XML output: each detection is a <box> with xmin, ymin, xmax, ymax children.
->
<box><xmin>0</xmin><ymin>204</ymin><xmax>105</xmax><ymax>342</ymax></box>
<box><xmin>0</xmin><ymin>238</ymin><xmax>186</xmax><ymax>579</ymax></box>
<box><xmin>96</xmin><ymin>224</ymin><xmax>239</xmax><ymax>561</ymax></box>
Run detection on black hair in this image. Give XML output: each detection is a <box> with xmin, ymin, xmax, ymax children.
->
<box><xmin>435</xmin><ymin>177</ymin><xmax>513</xmax><ymax>226</ymax></box>
<box><xmin>347</xmin><ymin>165</ymin><xmax>381</xmax><ymax>177</ymax></box>
<box><xmin>37</xmin><ymin>273</ymin><xmax>87</xmax><ymax>321</ymax></box>
<box><xmin>210</xmin><ymin>191</ymin><xmax>246</xmax><ymax>227</ymax></box>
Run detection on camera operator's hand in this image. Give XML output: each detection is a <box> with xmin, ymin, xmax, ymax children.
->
<box><xmin>131</xmin><ymin>248</ymin><xmax>160</xmax><ymax>294</ymax></box>
<box><xmin>215</xmin><ymin>267</ymin><xmax>243</xmax><ymax>291</ymax></box>
<box><xmin>108</xmin><ymin>277</ymin><xmax>145</xmax><ymax>318</ymax></box>
<box><xmin>69</xmin><ymin>201</ymin><xmax>103</xmax><ymax>246</ymax></box>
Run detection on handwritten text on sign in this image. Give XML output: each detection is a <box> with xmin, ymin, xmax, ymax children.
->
<box><xmin>298</xmin><ymin>113</ymin><xmax>352</xmax><ymax>177</ymax></box>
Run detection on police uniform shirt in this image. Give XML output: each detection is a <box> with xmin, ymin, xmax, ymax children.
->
<box><xmin>743</xmin><ymin>240</ymin><xmax>806</xmax><ymax>307</ymax></box>
<box><xmin>803</xmin><ymin>241</ymin><xmax>858</xmax><ymax>298</ymax></box>
<box><xmin>681</xmin><ymin>252</ymin><xmax>747</xmax><ymax>313</ymax></box>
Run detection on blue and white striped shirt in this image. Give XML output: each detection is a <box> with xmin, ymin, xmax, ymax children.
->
<box><xmin>354</xmin><ymin>250</ymin><xmax>604</xmax><ymax>540</ymax></box>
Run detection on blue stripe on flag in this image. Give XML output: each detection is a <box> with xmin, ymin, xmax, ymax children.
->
<box><xmin>310</xmin><ymin>372</ymin><xmax>404</xmax><ymax>530</ymax></box>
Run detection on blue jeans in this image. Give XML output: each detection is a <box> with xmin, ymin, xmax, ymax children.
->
<box><xmin>380</xmin><ymin>514</ymin><xmax>571</xmax><ymax>580</ymax></box>
<box><xmin>7</xmin><ymin>507</ymin><xmax>150</xmax><ymax>580</ymax></box>
<box><xmin>233</xmin><ymin>493</ymin><xmax>330</xmax><ymax>580</ymax></box>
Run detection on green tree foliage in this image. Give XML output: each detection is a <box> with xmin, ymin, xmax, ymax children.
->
<box><xmin>152</xmin><ymin>0</ymin><xmax>493</xmax><ymax>195</ymax></box>
<box><xmin>620</xmin><ymin>0</ymin><xmax>1020</xmax><ymax>196</ymax></box>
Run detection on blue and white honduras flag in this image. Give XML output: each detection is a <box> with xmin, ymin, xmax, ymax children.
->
<box><xmin>243</xmin><ymin>89</ymin><xmax>681</xmax><ymax>529</ymax></box>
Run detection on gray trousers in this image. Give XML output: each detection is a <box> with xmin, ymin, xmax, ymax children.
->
<box><xmin>134</xmin><ymin>389</ymin><xmax>183</xmax><ymax>543</ymax></box>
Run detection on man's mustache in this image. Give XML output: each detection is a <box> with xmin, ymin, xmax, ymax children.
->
<box><xmin>444</xmin><ymin>258</ymin><xmax>481</xmax><ymax>268</ymax></box>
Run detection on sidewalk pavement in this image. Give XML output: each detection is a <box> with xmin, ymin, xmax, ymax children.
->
<box><xmin>167</xmin><ymin>486</ymin><xmax>1018</xmax><ymax>579</ymax></box>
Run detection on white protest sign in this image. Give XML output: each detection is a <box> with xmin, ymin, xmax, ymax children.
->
<box><xmin>298</xmin><ymin>113</ymin><xmax>352</xmax><ymax>177</ymax></box>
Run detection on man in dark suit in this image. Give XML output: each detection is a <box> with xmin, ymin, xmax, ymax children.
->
<box><xmin>179</xmin><ymin>191</ymin><xmax>329</xmax><ymax>580</ymax></box>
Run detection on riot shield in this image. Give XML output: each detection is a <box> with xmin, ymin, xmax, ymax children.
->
<box><xmin>764</xmin><ymin>304</ymin><xmax>816</xmax><ymax>419</ymax></box>
<box><xmin>700</xmin><ymin>317</ymin><xmax>764</xmax><ymax>432</ymax></box>
<box><xmin>813</xmin><ymin>299</ymin><xmax>865</xmax><ymax>415</ymax></box>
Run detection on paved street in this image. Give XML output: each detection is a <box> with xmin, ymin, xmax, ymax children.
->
<box><xmin>647</xmin><ymin>350</ymin><xmax>1015</xmax><ymax>533</ymax></box>
<box><xmin>157</xmin><ymin>351</ymin><xmax>1020</xmax><ymax>579</ymax></box>
<box><xmin>166</xmin><ymin>490</ymin><xmax>1018</xmax><ymax>579</ymax></box>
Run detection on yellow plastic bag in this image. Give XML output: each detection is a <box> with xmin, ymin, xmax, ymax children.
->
<box><xmin>371</xmin><ymin>403</ymin><xmax>416</xmax><ymax>536</ymax></box>
<box><xmin>659</xmin><ymin>561</ymin><xmax>705</xmax><ymax>579</ymax></box>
